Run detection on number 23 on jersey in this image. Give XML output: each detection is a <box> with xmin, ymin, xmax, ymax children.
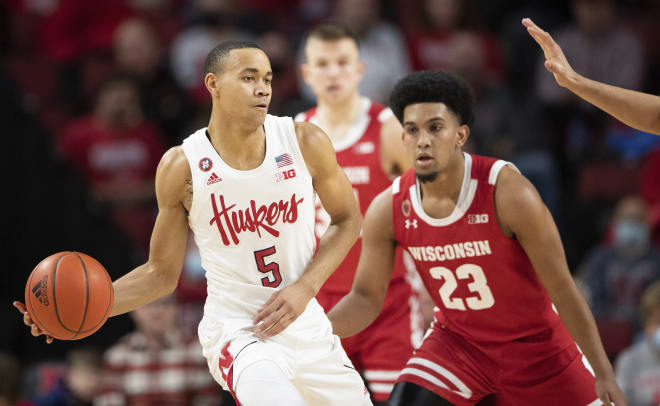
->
<box><xmin>430</xmin><ymin>264</ymin><xmax>495</xmax><ymax>311</ymax></box>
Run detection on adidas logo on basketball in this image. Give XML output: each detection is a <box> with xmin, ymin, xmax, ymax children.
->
<box><xmin>32</xmin><ymin>275</ymin><xmax>49</xmax><ymax>306</ymax></box>
<box><xmin>207</xmin><ymin>173</ymin><xmax>222</xmax><ymax>185</ymax></box>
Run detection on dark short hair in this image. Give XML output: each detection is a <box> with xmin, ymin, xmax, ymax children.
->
<box><xmin>389</xmin><ymin>71</ymin><xmax>475</xmax><ymax>126</ymax></box>
<box><xmin>305</xmin><ymin>21</ymin><xmax>359</xmax><ymax>48</ymax></box>
<box><xmin>203</xmin><ymin>41</ymin><xmax>263</xmax><ymax>77</ymax></box>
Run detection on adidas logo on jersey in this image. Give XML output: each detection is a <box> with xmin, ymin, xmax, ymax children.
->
<box><xmin>468</xmin><ymin>214</ymin><xmax>489</xmax><ymax>224</ymax></box>
<box><xmin>207</xmin><ymin>173</ymin><xmax>222</xmax><ymax>185</ymax></box>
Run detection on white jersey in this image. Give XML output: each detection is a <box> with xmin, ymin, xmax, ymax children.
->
<box><xmin>182</xmin><ymin>115</ymin><xmax>321</xmax><ymax>335</ymax></box>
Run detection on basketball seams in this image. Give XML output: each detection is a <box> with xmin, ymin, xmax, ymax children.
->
<box><xmin>71</xmin><ymin>252</ymin><xmax>90</xmax><ymax>339</ymax></box>
<box><xmin>74</xmin><ymin>254</ymin><xmax>113</xmax><ymax>335</ymax></box>
<box><xmin>27</xmin><ymin>251</ymin><xmax>113</xmax><ymax>340</ymax></box>
<box><xmin>52</xmin><ymin>252</ymin><xmax>78</xmax><ymax>338</ymax></box>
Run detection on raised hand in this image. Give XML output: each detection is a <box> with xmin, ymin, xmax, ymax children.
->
<box><xmin>12</xmin><ymin>301</ymin><xmax>54</xmax><ymax>344</ymax></box>
<box><xmin>253</xmin><ymin>281</ymin><xmax>316</xmax><ymax>339</ymax></box>
<box><xmin>522</xmin><ymin>18</ymin><xmax>577</xmax><ymax>88</ymax></box>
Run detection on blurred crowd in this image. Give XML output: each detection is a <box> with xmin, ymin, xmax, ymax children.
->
<box><xmin>2</xmin><ymin>0</ymin><xmax>660</xmax><ymax>404</ymax></box>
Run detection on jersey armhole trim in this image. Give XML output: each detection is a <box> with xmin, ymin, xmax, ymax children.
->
<box><xmin>488</xmin><ymin>161</ymin><xmax>521</xmax><ymax>185</ymax></box>
<box><xmin>378</xmin><ymin>108</ymin><xmax>394</xmax><ymax>123</ymax></box>
<box><xmin>392</xmin><ymin>176</ymin><xmax>401</xmax><ymax>194</ymax></box>
<box><xmin>285</xmin><ymin>117</ymin><xmax>314</xmax><ymax>184</ymax></box>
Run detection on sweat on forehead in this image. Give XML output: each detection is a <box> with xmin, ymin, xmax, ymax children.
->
<box><xmin>203</xmin><ymin>41</ymin><xmax>264</xmax><ymax>76</ymax></box>
<box><xmin>389</xmin><ymin>70</ymin><xmax>475</xmax><ymax>127</ymax></box>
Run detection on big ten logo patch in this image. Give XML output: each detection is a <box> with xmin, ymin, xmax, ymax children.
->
<box><xmin>275</xmin><ymin>168</ymin><xmax>296</xmax><ymax>182</ymax></box>
<box><xmin>468</xmin><ymin>214</ymin><xmax>489</xmax><ymax>224</ymax></box>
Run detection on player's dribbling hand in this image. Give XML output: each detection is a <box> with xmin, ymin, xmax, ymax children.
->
<box><xmin>12</xmin><ymin>301</ymin><xmax>54</xmax><ymax>344</ymax></box>
<box><xmin>522</xmin><ymin>18</ymin><xmax>577</xmax><ymax>88</ymax></box>
<box><xmin>253</xmin><ymin>281</ymin><xmax>316</xmax><ymax>339</ymax></box>
<box><xmin>595</xmin><ymin>374</ymin><xmax>627</xmax><ymax>406</ymax></box>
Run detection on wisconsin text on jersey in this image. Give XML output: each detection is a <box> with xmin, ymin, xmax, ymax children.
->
<box><xmin>407</xmin><ymin>240</ymin><xmax>493</xmax><ymax>262</ymax></box>
<box><xmin>209</xmin><ymin>193</ymin><xmax>305</xmax><ymax>246</ymax></box>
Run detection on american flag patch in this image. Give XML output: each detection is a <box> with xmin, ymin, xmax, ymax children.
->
<box><xmin>275</xmin><ymin>153</ymin><xmax>293</xmax><ymax>168</ymax></box>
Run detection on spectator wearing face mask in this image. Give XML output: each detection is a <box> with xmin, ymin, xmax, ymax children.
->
<box><xmin>579</xmin><ymin>196</ymin><xmax>660</xmax><ymax>332</ymax></box>
<box><xmin>615</xmin><ymin>281</ymin><xmax>660</xmax><ymax>405</ymax></box>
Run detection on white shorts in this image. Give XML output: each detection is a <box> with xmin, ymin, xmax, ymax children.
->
<box><xmin>199</xmin><ymin>300</ymin><xmax>372</xmax><ymax>405</ymax></box>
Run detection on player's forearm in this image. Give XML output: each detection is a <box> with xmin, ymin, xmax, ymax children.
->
<box><xmin>327</xmin><ymin>289</ymin><xmax>383</xmax><ymax>338</ymax></box>
<box><xmin>297</xmin><ymin>215</ymin><xmax>361</xmax><ymax>295</ymax></box>
<box><xmin>109</xmin><ymin>262</ymin><xmax>178</xmax><ymax>317</ymax></box>
<box><xmin>566</xmin><ymin>74</ymin><xmax>660</xmax><ymax>135</ymax></box>
<box><xmin>551</xmin><ymin>280</ymin><xmax>615</xmax><ymax>378</ymax></box>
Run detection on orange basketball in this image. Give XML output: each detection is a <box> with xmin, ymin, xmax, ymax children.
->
<box><xmin>25</xmin><ymin>252</ymin><xmax>114</xmax><ymax>340</ymax></box>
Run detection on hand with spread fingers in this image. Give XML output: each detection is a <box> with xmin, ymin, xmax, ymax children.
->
<box><xmin>253</xmin><ymin>281</ymin><xmax>316</xmax><ymax>339</ymax></box>
<box><xmin>522</xmin><ymin>18</ymin><xmax>577</xmax><ymax>88</ymax></box>
<box><xmin>12</xmin><ymin>301</ymin><xmax>54</xmax><ymax>344</ymax></box>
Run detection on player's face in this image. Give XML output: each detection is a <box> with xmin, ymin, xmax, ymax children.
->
<box><xmin>302</xmin><ymin>38</ymin><xmax>364</xmax><ymax>104</ymax></box>
<box><xmin>206</xmin><ymin>48</ymin><xmax>273</xmax><ymax>127</ymax></box>
<box><xmin>401</xmin><ymin>103</ymin><xmax>469</xmax><ymax>179</ymax></box>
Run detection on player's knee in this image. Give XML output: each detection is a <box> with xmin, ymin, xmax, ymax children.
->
<box><xmin>387</xmin><ymin>381</ymin><xmax>455</xmax><ymax>406</ymax></box>
<box><xmin>234</xmin><ymin>360</ymin><xmax>306</xmax><ymax>406</ymax></box>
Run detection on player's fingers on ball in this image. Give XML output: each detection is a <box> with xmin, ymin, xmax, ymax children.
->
<box><xmin>23</xmin><ymin>312</ymin><xmax>34</xmax><ymax>326</ymax></box>
<box><xmin>13</xmin><ymin>301</ymin><xmax>26</xmax><ymax>313</ymax></box>
<box><xmin>30</xmin><ymin>324</ymin><xmax>41</xmax><ymax>336</ymax></box>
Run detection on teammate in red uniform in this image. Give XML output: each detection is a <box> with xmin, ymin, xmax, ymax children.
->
<box><xmin>295</xmin><ymin>23</ymin><xmax>423</xmax><ymax>403</ymax></box>
<box><xmin>328</xmin><ymin>71</ymin><xmax>626</xmax><ymax>405</ymax></box>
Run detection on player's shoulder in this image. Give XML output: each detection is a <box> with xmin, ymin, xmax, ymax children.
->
<box><xmin>158</xmin><ymin>146</ymin><xmax>190</xmax><ymax>176</ymax></box>
<box><xmin>155</xmin><ymin>146</ymin><xmax>191</xmax><ymax>196</ymax></box>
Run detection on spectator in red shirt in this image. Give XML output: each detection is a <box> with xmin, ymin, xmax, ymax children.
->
<box><xmin>57</xmin><ymin>75</ymin><xmax>166</xmax><ymax>257</ymax></box>
<box><xmin>95</xmin><ymin>294</ymin><xmax>221</xmax><ymax>406</ymax></box>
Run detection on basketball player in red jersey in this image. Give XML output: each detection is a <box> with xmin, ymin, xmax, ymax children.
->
<box><xmin>295</xmin><ymin>23</ymin><xmax>423</xmax><ymax>404</ymax></box>
<box><xmin>328</xmin><ymin>71</ymin><xmax>627</xmax><ymax>405</ymax></box>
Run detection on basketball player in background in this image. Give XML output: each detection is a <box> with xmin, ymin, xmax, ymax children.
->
<box><xmin>328</xmin><ymin>71</ymin><xmax>626</xmax><ymax>405</ymax></box>
<box><xmin>523</xmin><ymin>17</ymin><xmax>660</xmax><ymax>135</ymax></box>
<box><xmin>295</xmin><ymin>22</ymin><xmax>423</xmax><ymax>404</ymax></box>
<box><xmin>15</xmin><ymin>41</ymin><xmax>373</xmax><ymax>406</ymax></box>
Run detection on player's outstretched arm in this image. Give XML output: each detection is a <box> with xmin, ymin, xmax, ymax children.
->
<box><xmin>13</xmin><ymin>147</ymin><xmax>190</xmax><ymax>342</ymax></box>
<box><xmin>109</xmin><ymin>147</ymin><xmax>190</xmax><ymax>317</ymax></box>
<box><xmin>327</xmin><ymin>188</ymin><xmax>396</xmax><ymax>338</ymax></box>
<box><xmin>254</xmin><ymin>122</ymin><xmax>362</xmax><ymax>338</ymax></box>
<box><xmin>495</xmin><ymin>166</ymin><xmax>627</xmax><ymax>406</ymax></box>
<box><xmin>523</xmin><ymin>17</ymin><xmax>660</xmax><ymax>135</ymax></box>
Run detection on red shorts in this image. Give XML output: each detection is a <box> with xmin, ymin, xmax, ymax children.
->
<box><xmin>397</xmin><ymin>324</ymin><xmax>601</xmax><ymax>406</ymax></box>
<box><xmin>317</xmin><ymin>279</ymin><xmax>423</xmax><ymax>401</ymax></box>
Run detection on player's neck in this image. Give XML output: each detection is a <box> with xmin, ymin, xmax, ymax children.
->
<box><xmin>206</xmin><ymin>109</ymin><xmax>267</xmax><ymax>170</ymax></box>
<box><xmin>316</xmin><ymin>92</ymin><xmax>363</xmax><ymax>129</ymax></box>
<box><xmin>419</xmin><ymin>152</ymin><xmax>465</xmax><ymax>202</ymax></box>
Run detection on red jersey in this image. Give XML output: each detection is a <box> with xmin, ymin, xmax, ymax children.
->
<box><xmin>296</xmin><ymin>98</ymin><xmax>409</xmax><ymax>293</ymax></box>
<box><xmin>392</xmin><ymin>153</ymin><xmax>574</xmax><ymax>346</ymax></box>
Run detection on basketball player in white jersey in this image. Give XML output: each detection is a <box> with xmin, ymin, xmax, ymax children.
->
<box><xmin>15</xmin><ymin>41</ymin><xmax>373</xmax><ymax>406</ymax></box>
<box><xmin>294</xmin><ymin>23</ymin><xmax>424</xmax><ymax>404</ymax></box>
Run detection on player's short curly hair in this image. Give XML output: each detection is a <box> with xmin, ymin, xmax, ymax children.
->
<box><xmin>389</xmin><ymin>71</ymin><xmax>475</xmax><ymax>127</ymax></box>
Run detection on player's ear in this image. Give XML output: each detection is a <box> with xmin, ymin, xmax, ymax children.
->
<box><xmin>301</xmin><ymin>63</ymin><xmax>311</xmax><ymax>85</ymax></box>
<box><xmin>204</xmin><ymin>72</ymin><xmax>220</xmax><ymax>98</ymax></box>
<box><xmin>456</xmin><ymin>124</ymin><xmax>470</xmax><ymax>149</ymax></box>
<box><xmin>357</xmin><ymin>60</ymin><xmax>366</xmax><ymax>80</ymax></box>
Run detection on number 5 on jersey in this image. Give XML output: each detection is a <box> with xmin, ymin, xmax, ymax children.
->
<box><xmin>254</xmin><ymin>246</ymin><xmax>282</xmax><ymax>288</ymax></box>
<box><xmin>430</xmin><ymin>264</ymin><xmax>495</xmax><ymax>311</ymax></box>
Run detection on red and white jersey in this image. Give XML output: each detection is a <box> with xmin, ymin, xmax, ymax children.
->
<box><xmin>181</xmin><ymin>115</ymin><xmax>319</xmax><ymax>325</ymax></box>
<box><xmin>295</xmin><ymin>98</ymin><xmax>409</xmax><ymax>293</ymax></box>
<box><xmin>392</xmin><ymin>153</ymin><xmax>574</xmax><ymax>346</ymax></box>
